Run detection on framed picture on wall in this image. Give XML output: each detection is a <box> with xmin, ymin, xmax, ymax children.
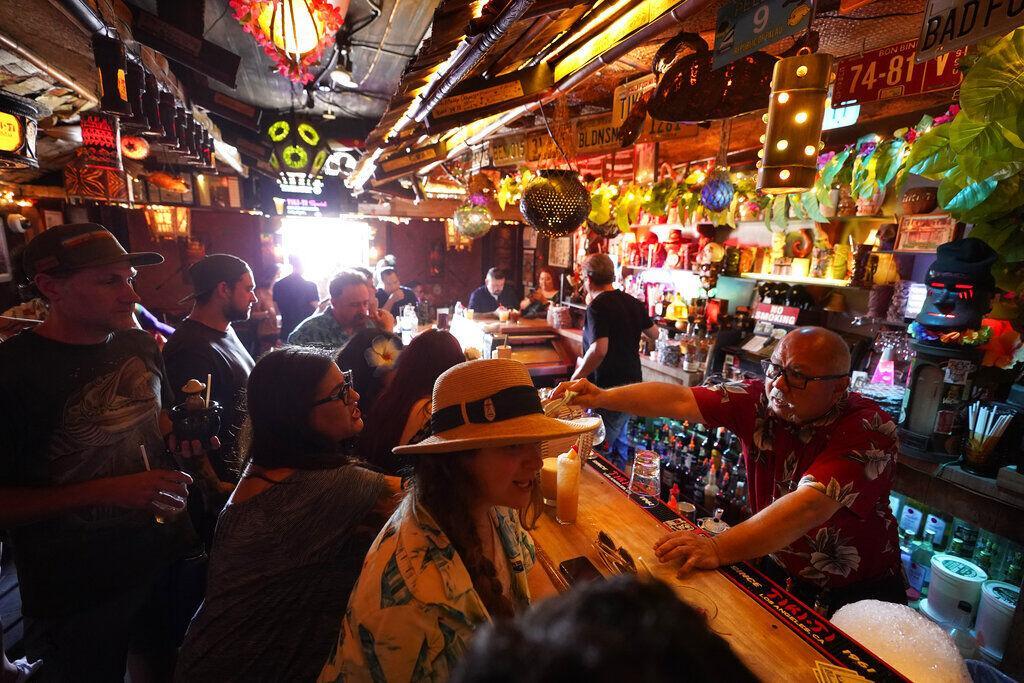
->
<box><xmin>549</xmin><ymin>235</ymin><xmax>572</xmax><ymax>268</ymax></box>
<box><xmin>42</xmin><ymin>210</ymin><xmax>65</xmax><ymax>229</ymax></box>
<box><xmin>895</xmin><ymin>214</ymin><xmax>957</xmax><ymax>253</ymax></box>
<box><xmin>523</xmin><ymin>225</ymin><xmax>537</xmax><ymax>249</ymax></box>
<box><xmin>523</xmin><ymin>249</ymin><xmax>535</xmax><ymax>286</ymax></box>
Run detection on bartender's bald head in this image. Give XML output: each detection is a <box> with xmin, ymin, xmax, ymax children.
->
<box><xmin>781</xmin><ymin>327</ymin><xmax>851</xmax><ymax>375</ymax></box>
<box><xmin>766</xmin><ymin>327</ymin><xmax>851</xmax><ymax>423</ymax></box>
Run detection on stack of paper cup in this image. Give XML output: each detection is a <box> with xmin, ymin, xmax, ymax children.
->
<box><xmin>975</xmin><ymin>580</ymin><xmax>1020</xmax><ymax>663</ymax></box>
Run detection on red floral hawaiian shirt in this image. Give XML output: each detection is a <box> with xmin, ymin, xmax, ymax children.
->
<box><xmin>692</xmin><ymin>380</ymin><xmax>901</xmax><ymax>589</ymax></box>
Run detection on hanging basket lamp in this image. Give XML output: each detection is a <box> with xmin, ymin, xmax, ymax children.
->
<box><xmin>231</xmin><ymin>0</ymin><xmax>346</xmax><ymax>84</ymax></box>
<box><xmin>454</xmin><ymin>193</ymin><xmax>493</xmax><ymax>239</ymax></box>
<box><xmin>520</xmin><ymin>169</ymin><xmax>590</xmax><ymax>237</ymax></box>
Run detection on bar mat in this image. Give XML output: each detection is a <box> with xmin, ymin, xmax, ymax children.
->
<box><xmin>585</xmin><ymin>455</ymin><xmax>907</xmax><ymax>683</ymax></box>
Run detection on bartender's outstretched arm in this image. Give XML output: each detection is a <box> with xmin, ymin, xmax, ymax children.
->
<box><xmin>653</xmin><ymin>486</ymin><xmax>842</xmax><ymax>576</ymax></box>
<box><xmin>552</xmin><ymin>378</ymin><xmax>706</xmax><ymax>424</ymax></box>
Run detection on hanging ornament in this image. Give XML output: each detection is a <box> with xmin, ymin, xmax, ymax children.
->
<box><xmin>231</xmin><ymin>0</ymin><xmax>346</xmax><ymax>84</ymax></box>
<box><xmin>700</xmin><ymin>119</ymin><xmax>735</xmax><ymax>213</ymax></box>
<box><xmin>590</xmin><ymin>220</ymin><xmax>621</xmax><ymax>238</ymax></box>
<box><xmin>454</xmin><ymin>193</ymin><xmax>493</xmax><ymax>238</ymax></box>
<box><xmin>520</xmin><ymin>169</ymin><xmax>590</xmax><ymax>237</ymax></box>
<box><xmin>121</xmin><ymin>135</ymin><xmax>150</xmax><ymax>160</ymax></box>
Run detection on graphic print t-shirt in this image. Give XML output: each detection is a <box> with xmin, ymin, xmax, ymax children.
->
<box><xmin>0</xmin><ymin>329</ymin><xmax>196</xmax><ymax>617</ymax></box>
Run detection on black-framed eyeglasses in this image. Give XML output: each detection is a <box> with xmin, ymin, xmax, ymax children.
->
<box><xmin>312</xmin><ymin>370</ymin><xmax>355</xmax><ymax>406</ymax></box>
<box><xmin>760</xmin><ymin>360</ymin><xmax>846</xmax><ymax>390</ymax></box>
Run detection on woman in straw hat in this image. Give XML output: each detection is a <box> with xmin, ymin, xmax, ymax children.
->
<box><xmin>318</xmin><ymin>358</ymin><xmax>600</xmax><ymax>683</ymax></box>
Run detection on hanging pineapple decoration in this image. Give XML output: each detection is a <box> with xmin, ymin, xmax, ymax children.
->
<box><xmin>699</xmin><ymin>119</ymin><xmax>735</xmax><ymax>214</ymax></box>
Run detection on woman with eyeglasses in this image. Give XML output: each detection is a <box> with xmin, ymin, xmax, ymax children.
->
<box><xmin>552</xmin><ymin>326</ymin><xmax>906</xmax><ymax>617</ymax></box>
<box><xmin>175</xmin><ymin>347</ymin><xmax>401</xmax><ymax>682</ymax></box>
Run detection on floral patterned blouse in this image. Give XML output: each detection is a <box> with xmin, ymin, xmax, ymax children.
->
<box><xmin>318</xmin><ymin>499</ymin><xmax>536</xmax><ymax>682</ymax></box>
<box><xmin>692</xmin><ymin>380</ymin><xmax>901</xmax><ymax>589</ymax></box>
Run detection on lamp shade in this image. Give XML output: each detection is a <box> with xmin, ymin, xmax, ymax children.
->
<box><xmin>141</xmin><ymin>71</ymin><xmax>163</xmax><ymax>137</ymax></box>
<box><xmin>520</xmin><ymin>169</ymin><xmax>590</xmax><ymax>237</ymax></box>
<box><xmin>266</xmin><ymin>114</ymin><xmax>330</xmax><ymax>177</ymax></box>
<box><xmin>123</xmin><ymin>58</ymin><xmax>147</xmax><ymax>130</ymax></box>
<box><xmin>232</xmin><ymin>0</ymin><xmax>347</xmax><ymax>84</ymax></box>
<box><xmin>91</xmin><ymin>33</ymin><xmax>131</xmax><ymax>117</ymax></box>
<box><xmin>159</xmin><ymin>92</ymin><xmax>178</xmax><ymax>145</ymax></box>
<box><xmin>454</xmin><ymin>200</ymin><xmax>493</xmax><ymax>239</ymax></box>
<box><xmin>757</xmin><ymin>51</ymin><xmax>833</xmax><ymax>194</ymax></box>
<box><xmin>0</xmin><ymin>90</ymin><xmax>48</xmax><ymax>170</ymax></box>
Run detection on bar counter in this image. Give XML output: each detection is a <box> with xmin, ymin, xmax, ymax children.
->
<box><xmin>530</xmin><ymin>457</ymin><xmax>905</xmax><ymax>682</ymax></box>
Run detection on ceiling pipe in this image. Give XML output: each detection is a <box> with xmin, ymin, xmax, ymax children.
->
<box><xmin>53</xmin><ymin>0</ymin><xmax>109</xmax><ymax>35</ymax></box>
<box><xmin>0</xmin><ymin>30</ymin><xmax>98</xmax><ymax>107</ymax></box>
<box><xmin>411</xmin><ymin>0</ymin><xmax>537</xmax><ymax>124</ymax></box>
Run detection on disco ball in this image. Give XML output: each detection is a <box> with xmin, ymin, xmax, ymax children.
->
<box><xmin>454</xmin><ymin>201</ymin><xmax>492</xmax><ymax>238</ymax></box>
<box><xmin>520</xmin><ymin>169</ymin><xmax>590</xmax><ymax>237</ymax></box>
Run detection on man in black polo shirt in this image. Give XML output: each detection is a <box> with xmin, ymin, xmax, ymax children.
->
<box><xmin>468</xmin><ymin>267</ymin><xmax>519</xmax><ymax>313</ymax></box>
<box><xmin>573</xmin><ymin>254</ymin><xmax>658</xmax><ymax>455</ymax></box>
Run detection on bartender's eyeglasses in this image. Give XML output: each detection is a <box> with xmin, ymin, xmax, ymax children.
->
<box><xmin>760</xmin><ymin>360</ymin><xmax>846</xmax><ymax>390</ymax></box>
<box><xmin>595</xmin><ymin>530</ymin><xmax>637</xmax><ymax>575</ymax></box>
<box><xmin>312</xmin><ymin>370</ymin><xmax>355</xmax><ymax>406</ymax></box>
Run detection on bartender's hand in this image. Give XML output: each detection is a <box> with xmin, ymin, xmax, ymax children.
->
<box><xmin>550</xmin><ymin>378</ymin><xmax>604</xmax><ymax>407</ymax></box>
<box><xmin>654</xmin><ymin>530</ymin><xmax>722</xmax><ymax>577</ymax></box>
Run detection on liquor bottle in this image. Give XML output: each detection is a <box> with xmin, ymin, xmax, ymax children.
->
<box><xmin>703</xmin><ymin>462</ymin><xmax>720</xmax><ymax>511</ymax></box>
<box><xmin>900</xmin><ymin>530</ymin><xmax>915</xmax><ymax>581</ymax></box>
<box><xmin>908</xmin><ymin>530</ymin><xmax>937</xmax><ymax>596</ymax></box>
<box><xmin>946</xmin><ymin>537</ymin><xmax>967</xmax><ymax>559</ymax></box>
<box><xmin>1004</xmin><ymin>552</ymin><xmax>1023</xmax><ymax>584</ymax></box>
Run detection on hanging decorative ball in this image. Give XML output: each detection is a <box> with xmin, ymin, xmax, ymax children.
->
<box><xmin>520</xmin><ymin>169</ymin><xmax>590</xmax><ymax>237</ymax></box>
<box><xmin>454</xmin><ymin>194</ymin><xmax>493</xmax><ymax>239</ymax></box>
<box><xmin>700</xmin><ymin>169</ymin><xmax>735</xmax><ymax>213</ymax></box>
<box><xmin>121</xmin><ymin>135</ymin><xmax>151</xmax><ymax>160</ymax></box>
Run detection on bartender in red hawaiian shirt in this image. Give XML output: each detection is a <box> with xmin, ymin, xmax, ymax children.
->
<box><xmin>554</xmin><ymin>327</ymin><xmax>904</xmax><ymax>615</ymax></box>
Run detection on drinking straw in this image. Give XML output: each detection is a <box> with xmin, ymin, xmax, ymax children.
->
<box><xmin>139</xmin><ymin>444</ymin><xmax>151</xmax><ymax>471</ymax></box>
<box><xmin>204</xmin><ymin>373</ymin><xmax>212</xmax><ymax>408</ymax></box>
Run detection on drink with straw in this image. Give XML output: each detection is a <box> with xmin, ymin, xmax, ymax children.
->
<box><xmin>139</xmin><ymin>444</ymin><xmax>185</xmax><ymax>524</ymax></box>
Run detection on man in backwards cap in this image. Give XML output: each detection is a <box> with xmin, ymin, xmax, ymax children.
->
<box><xmin>163</xmin><ymin>254</ymin><xmax>257</xmax><ymax>487</ymax></box>
<box><xmin>0</xmin><ymin>224</ymin><xmax>205</xmax><ymax>680</ymax></box>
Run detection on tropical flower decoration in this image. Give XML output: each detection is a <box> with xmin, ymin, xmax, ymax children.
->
<box><xmin>365</xmin><ymin>335</ymin><xmax>401</xmax><ymax>375</ymax></box>
<box><xmin>230</xmin><ymin>0</ymin><xmax>345</xmax><ymax>84</ymax></box>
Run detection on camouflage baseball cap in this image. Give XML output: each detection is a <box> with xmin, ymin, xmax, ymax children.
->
<box><xmin>23</xmin><ymin>223</ymin><xmax>163</xmax><ymax>280</ymax></box>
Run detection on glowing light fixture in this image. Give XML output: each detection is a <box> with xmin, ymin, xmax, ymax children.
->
<box><xmin>757</xmin><ymin>50</ymin><xmax>833</xmax><ymax>195</ymax></box>
<box><xmin>232</xmin><ymin>0</ymin><xmax>346</xmax><ymax>84</ymax></box>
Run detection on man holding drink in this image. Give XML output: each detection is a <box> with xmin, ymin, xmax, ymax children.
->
<box><xmin>0</xmin><ymin>224</ymin><xmax>208</xmax><ymax>680</ymax></box>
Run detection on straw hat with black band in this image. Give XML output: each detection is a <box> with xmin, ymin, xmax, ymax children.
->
<box><xmin>393</xmin><ymin>358</ymin><xmax>600</xmax><ymax>455</ymax></box>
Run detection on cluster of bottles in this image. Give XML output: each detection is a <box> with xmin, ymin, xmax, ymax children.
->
<box><xmin>625</xmin><ymin>417</ymin><xmax>750</xmax><ymax>523</ymax></box>
<box><xmin>652</xmin><ymin>323</ymin><xmax>714</xmax><ymax>372</ymax></box>
<box><xmin>892</xmin><ymin>495</ymin><xmax>1023</xmax><ymax>599</ymax></box>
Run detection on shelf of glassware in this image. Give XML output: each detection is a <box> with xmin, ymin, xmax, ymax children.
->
<box><xmin>738</xmin><ymin>272</ymin><xmax>854</xmax><ymax>288</ymax></box>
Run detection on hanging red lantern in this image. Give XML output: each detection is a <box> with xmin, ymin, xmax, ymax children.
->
<box><xmin>231</xmin><ymin>0</ymin><xmax>346</xmax><ymax>84</ymax></box>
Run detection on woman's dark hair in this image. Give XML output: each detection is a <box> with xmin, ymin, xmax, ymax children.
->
<box><xmin>337</xmin><ymin>327</ymin><xmax>404</xmax><ymax>417</ymax></box>
<box><xmin>237</xmin><ymin>346</ymin><xmax>351</xmax><ymax>470</ymax></box>
<box><xmin>451</xmin><ymin>575</ymin><xmax>759</xmax><ymax>683</ymax></box>
<box><xmin>413</xmin><ymin>453</ymin><xmax>515</xmax><ymax>620</ymax></box>
<box><xmin>360</xmin><ymin>329</ymin><xmax>465</xmax><ymax>474</ymax></box>
<box><xmin>535</xmin><ymin>266</ymin><xmax>555</xmax><ymax>288</ymax></box>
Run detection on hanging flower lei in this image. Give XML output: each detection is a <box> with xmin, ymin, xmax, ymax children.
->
<box><xmin>907</xmin><ymin>321</ymin><xmax>992</xmax><ymax>346</ymax></box>
<box><xmin>230</xmin><ymin>0</ymin><xmax>345</xmax><ymax>84</ymax></box>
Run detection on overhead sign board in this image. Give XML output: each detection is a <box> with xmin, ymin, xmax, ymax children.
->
<box><xmin>916</xmin><ymin>0</ymin><xmax>1024</xmax><ymax>63</ymax></box>
<box><xmin>576</xmin><ymin>115</ymin><xmax>619</xmax><ymax>155</ymax></box>
<box><xmin>713</xmin><ymin>0</ymin><xmax>813</xmax><ymax>69</ymax></box>
<box><xmin>132</xmin><ymin>9</ymin><xmax>241</xmax><ymax>88</ymax></box>
<box><xmin>525</xmin><ymin>133</ymin><xmax>559</xmax><ymax>162</ymax></box>
<box><xmin>378</xmin><ymin>141</ymin><xmax>448</xmax><ymax>175</ymax></box>
<box><xmin>427</xmin><ymin>64</ymin><xmax>553</xmax><ymax>131</ymax></box>
<box><xmin>832</xmin><ymin>39</ymin><xmax>965</xmax><ymax>107</ymax></box>
<box><xmin>612</xmin><ymin>74</ymin><xmax>657</xmax><ymax>128</ymax></box>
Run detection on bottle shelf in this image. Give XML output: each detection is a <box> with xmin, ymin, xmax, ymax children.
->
<box><xmin>738</xmin><ymin>272</ymin><xmax>856</xmax><ymax>288</ymax></box>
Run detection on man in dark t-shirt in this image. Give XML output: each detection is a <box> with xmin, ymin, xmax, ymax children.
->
<box><xmin>273</xmin><ymin>255</ymin><xmax>320</xmax><ymax>341</ymax></box>
<box><xmin>574</xmin><ymin>254</ymin><xmax>657</xmax><ymax>453</ymax></box>
<box><xmin>375</xmin><ymin>266</ymin><xmax>417</xmax><ymax>315</ymax></box>
<box><xmin>0</xmin><ymin>223</ymin><xmax>201</xmax><ymax>680</ymax></box>
<box><xmin>468</xmin><ymin>267</ymin><xmax>519</xmax><ymax>313</ymax></box>
<box><xmin>163</xmin><ymin>254</ymin><xmax>257</xmax><ymax>484</ymax></box>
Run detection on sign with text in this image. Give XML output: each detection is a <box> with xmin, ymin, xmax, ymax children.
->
<box><xmin>753</xmin><ymin>302</ymin><xmax>800</xmax><ymax>325</ymax></box>
<box><xmin>427</xmin><ymin>63</ymin><xmax>553</xmax><ymax>131</ymax></box>
<box><xmin>612</xmin><ymin>74</ymin><xmax>657</xmax><ymax>128</ymax></box>
<box><xmin>132</xmin><ymin>9</ymin><xmax>240</xmax><ymax>88</ymax></box>
<box><xmin>916</xmin><ymin>0</ymin><xmax>1024</xmax><ymax>63</ymax></box>
<box><xmin>525</xmin><ymin>132</ymin><xmax>559</xmax><ymax>162</ymax></box>
<box><xmin>576</xmin><ymin>115</ymin><xmax>619</xmax><ymax>155</ymax></box>
<box><xmin>833</xmin><ymin>39</ymin><xmax>965</xmax><ymax>107</ymax></box>
<box><xmin>378</xmin><ymin>141</ymin><xmax>447</xmax><ymax>175</ymax></box>
<box><xmin>489</xmin><ymin>134</ymin><xmax>525</xmax><ymax>166</ymax></box>
<box><xmin>713</xmin><ymin>0</ymin><xmax>814</xmax><ymax>69</ymax></box>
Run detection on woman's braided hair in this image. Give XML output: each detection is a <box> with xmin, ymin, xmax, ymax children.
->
<box><xmin>414</xmin><ymin>452</ymin><xmax>515</xmax><ymax>619</ymax></box>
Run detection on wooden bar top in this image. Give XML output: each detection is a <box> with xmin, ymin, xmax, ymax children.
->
<box><xmin>530</xmin><ymin>462</ymin><xmax>900</xmax><ymax>682</ymax></box>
